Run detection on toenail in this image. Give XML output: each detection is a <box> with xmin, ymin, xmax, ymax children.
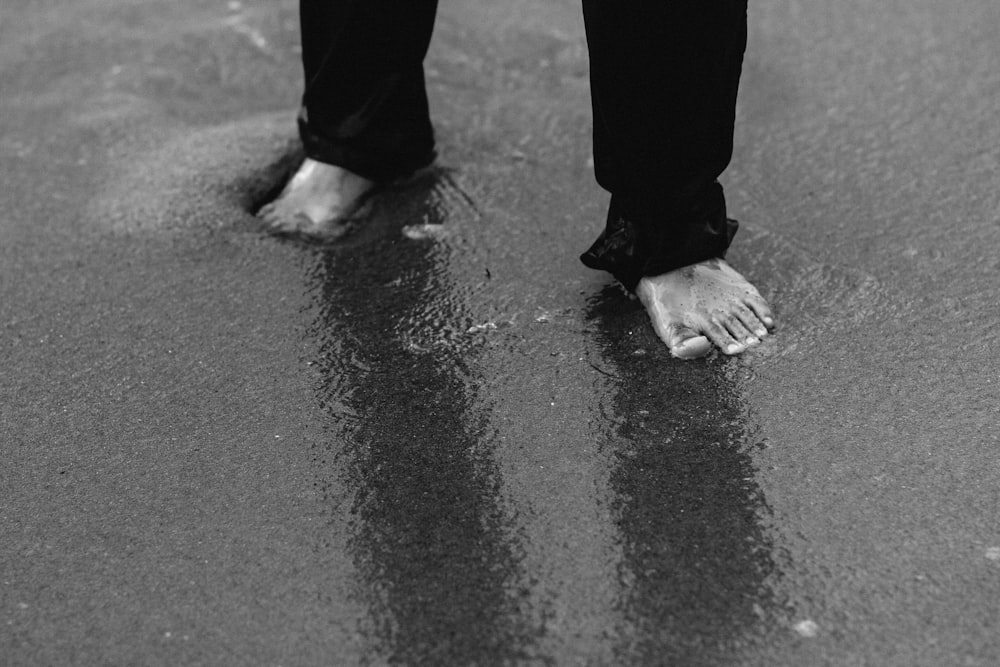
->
<box><xmin>726</xmin><ymin>344</ymin><xmax>740</xmax><ymax>354</ymax></box>
<box><xmin>746</xmin><ymin>337</ymin><xmax>759</xmax><ymax>345</ymax></box>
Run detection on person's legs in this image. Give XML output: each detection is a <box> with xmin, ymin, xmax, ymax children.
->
<box><xmin>261</xmin><ymin>0</ymin><xmax>439</xmax><ymax>237</ymax></box>
<box><xmin>580</xmin><ymin>0</ymin><xmax>774</xmax><ymax>357</ymax></box>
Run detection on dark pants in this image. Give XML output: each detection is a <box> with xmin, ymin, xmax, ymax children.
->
<box><xmin>298</xmin><ymin>0</ymin><xmax>747</xmax><ymax>290</ymax></box>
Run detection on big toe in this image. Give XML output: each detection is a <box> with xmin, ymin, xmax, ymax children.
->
<box><xmin>671</xmin><ymin>333</ymin><xmax>712</xmax><ymax>359</ymax></box>
<box><xmin>661</xmin><ymin>323</ymin><xmax>712</xmax><ymax>359</ymax></box>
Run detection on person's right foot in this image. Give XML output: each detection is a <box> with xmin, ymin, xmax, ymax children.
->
<box><xmin>259</xmin><ymin>158</ymin><xmax>375</xmax><ymax>239</ymax></box>
<box><xmin>636</xmin><ymin>258</ymin><xmax>775</xmax><ymax>359</ymax></box>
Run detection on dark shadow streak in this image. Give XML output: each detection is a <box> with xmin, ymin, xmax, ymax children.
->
<box><xmin>586</xmin><ymin>286</ymin><xmax>784</xmax><ymax>664</ymax></box>
<box><xmin>304</xmin><ymin>172</ymin><xmax>537</xmax><ymax>665</ymax></box>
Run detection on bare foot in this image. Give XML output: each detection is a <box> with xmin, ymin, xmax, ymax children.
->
<box><xmin>258</xmin><ymin>158</ymin><xmax>375</xmax><ymax>239</ymax></box>
<box><xmin>636</xmin><ymin>258</ymin><xmax>775</xmax><ymax>359</ymax></box>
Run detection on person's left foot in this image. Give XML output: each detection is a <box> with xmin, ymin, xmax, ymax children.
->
<box><xmin>258</xmin><ymin>158</ymin><xmax>375</xmax><ymax>239</ymax></box>
<box><xmin>636</xmin><ymin>258</ymin><xmax>774</xmax><ymax>359</ymax></box>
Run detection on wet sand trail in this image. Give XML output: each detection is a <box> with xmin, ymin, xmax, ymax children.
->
<box><xmin>2</xmin><ymin>0</ymin><xmax>999</xmax><ymax>664</ymax></box>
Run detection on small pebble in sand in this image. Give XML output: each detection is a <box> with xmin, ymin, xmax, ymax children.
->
<box><xmin>793</xmin><ymin>620</ymin><xmax>819</xmax><ymax>638</ymax></box>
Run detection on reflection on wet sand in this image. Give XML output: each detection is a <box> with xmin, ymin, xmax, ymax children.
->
<box><xmin>305</xmin><ymin>175</ymin><xmax>536</xmax><ymax>665</ymax></box>
<box><xmin>300</xmin><ymin>166</ymin><xmax>785</xmax><ymax>662</ymax></box>
<box><xmin>586</xmin><ymin>287</ymin><xmax>784</xmax><ymax>664</ymax></box>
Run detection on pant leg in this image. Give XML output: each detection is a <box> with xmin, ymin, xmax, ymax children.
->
<box><xmin>298</xmin><ymin>0</ymin><xmax>439</xmax><ymax>182</ymax></box>
<box><xmin>579</xmin><ymin>0</ymin><xmax>748</xmax><ymax>291</ymax></box>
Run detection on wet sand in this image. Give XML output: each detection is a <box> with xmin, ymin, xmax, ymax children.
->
<box><xmin>2</xmin><ymin>0</ymin><xmax>999</xmax><ymax>664</ymax></box>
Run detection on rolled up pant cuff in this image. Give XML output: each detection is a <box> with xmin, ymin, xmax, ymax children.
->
<box><xmin>579</xmin><ymin>181</ymin><xmax>738</xmax><ymax>292</ymax></box>
<box><xmin>298</xmin><ymin>108</ymin><xmax>437</xmax><ymax>184</ymax></box>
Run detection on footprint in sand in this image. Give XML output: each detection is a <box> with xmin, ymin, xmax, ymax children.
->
<box><xmin>85</xmin><ymin>111</ymin><xmax>299</xmax><ymax>234</ymax></box>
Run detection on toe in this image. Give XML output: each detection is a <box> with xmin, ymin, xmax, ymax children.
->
<box><xmin>672</xmin><ymin>335</ymin><xmax>712</xmax><ymax>359</ymax></box>
<box><xmin>265</xmin><ymin>216</ymin><xmax>295</xmax><ymax>233</ymax></box>
<box><xmin>665</xmin><ymin>324</ymin><xmax>712</xmax><ymax>359</ymax></box>
<box><xmin>705</xmin><ymin>319</ymin><xmax>744</xmax><ymax>355</ymax></box>
<box><xmin>745</xmin><ymin>294</ymin><xmax>775</xmax><ymax>329</ymax></box>
<box><xmin>724</xmin><ymin>317</ymin><xmax>759</xmax><ymax>348</ymax></box>
<box><xmin>259</xmin><ymin>204</ymin><xmax>283</xmax><ymax>228</ymax></box>
<box><xmin>647</xmin><ymin>312</ymin><xmax>713</xmax><ymax>359</ymax></box>
<box><xmin>733</xmin><ymin>304</ymin><xmax>768</xmax><ymax>338</ymax></box>
<box><xmin>286</xmin><ymin>212</ymin><xmax>320</xmax><ymax>234</ymax></box>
